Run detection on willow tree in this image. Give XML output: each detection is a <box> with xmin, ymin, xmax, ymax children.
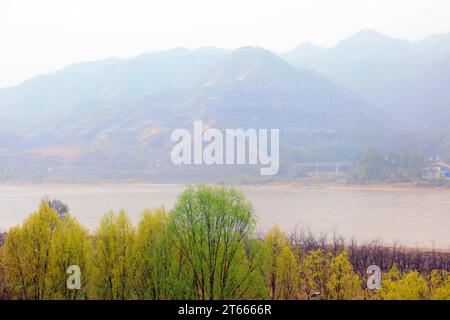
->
<box><xmin>131</xmin><ymin>208</ymin><xmax>174</xmax><ymax>299</ymax></box>
<box><xmin>298</xmin><ymin>249</ymin><xmax>332</xmax><ymax>300</ymax></box>
<box><xmin>430</xmin><ymin>270</ymin><xmax>450</xmax><ymax>300</ymax></box>
<box><xmin>326</xmin><ymin>252</ymin><xmax>361</xmax><ymax>300</ymax></box>
<box><xmin>431</xmin><ymin>271</ymin><xmax>450</xmax><ymax>300</ymax></box>
<box><xmin>263</xmin><ymin>226</ymin><xmax>298</xmax><ymax>300</ymax></box>
<box><xmin>0</xmin><ymin>244</ymin><xmax>12</xmax><ymax>299</ymax></box>
<box><xmin>169</xmin><ymin>184</ymin><xmax>259</xmax><ymax>300</ymax></box>
<box><xmin>46</xmin><ymin>215</ymin><xmax>92</xmax><ymax>300</ymax></box>
<box><xmin>2</xmin><ymin>202</ymin><xmax>60</xmax><ymax>299</ymax></box>
<box><xmin>378</xmin><ymin>271</ymin><xmax>430</xmax><ymax>300</ymax></box>
<box><xmin>92</xmin><ymin>210</ymin><xmax>135</xmax><ymax>300</ymax></box>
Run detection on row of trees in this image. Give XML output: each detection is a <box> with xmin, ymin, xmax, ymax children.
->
<box><xmin>289</xmin><ymin>232</ymin><xmax>450</xmax><ymax>277</ymax></box>
<box><xmin>0</xmin><ymin>184</ymin><xmax>449</xmax><ymax>300</ymax></box>
<box><xmin>352</xmin><ymin>148</ymin><xmax>425</xmax><ymax>183</ymax></box>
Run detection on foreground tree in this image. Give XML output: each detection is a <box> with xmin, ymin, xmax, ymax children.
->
<box><xmin>0</xmin><ymin>247</ymin><xmax>12</xmax><ymax>299</ymax></box>
<box><xmin>263</xmin><ymin>226</ymin><xmax>298</xmax><ymax>299</ymax></box>
<box><xmin>130</xmin><ymin>208</ymin><xmax>174</xmax><ymax>299</ymax></box>
<box><xmin>429</xmin><ymin>270</ymin><xmax>450</xmax><ymax>300</ymax></box>
<box><xmin>431</xmin><ymin>278</ymin><xmax>450</xmax><ymax>300</ymax></box>
<box><xmin>298</xmin><ymin>249</ymin><xmax>332</xmax><ymax>299</ymax></box>
<box><xmin>170</xmin><ymin>184</ymin><xmax>261</xmax><ymax>299</ymax></box>
<box><xmin>326</xmin><ymin>252</ymin><xmax>361</xmax><ymax>300</ymax></box>
<box><xmin>46</xmin><ymin>215</ymin><xmax>92</xmax><ymax>299</ymax></box>
<box><xmin>2</xmin><ymin>203</ymin><xmax>59</xmax><ymax>299</ymax></box>
<box><xmin>92</xmin><ymin>210</ymin><xmax>135</xmax><ymax>300</ymax></box>
<box><xmin>378</xmin><ymin>271</ymin><xmax>430</xmax><ymax>300</ymax></box>
<box><xmin>2</xmin><ymin>202</ymin><xmax>91</xmax><ymax>300</ymax></box>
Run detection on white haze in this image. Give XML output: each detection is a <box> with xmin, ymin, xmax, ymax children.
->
<box><xmin>1</xmin><ymin>0</ymin><xmax>450</xmax><ymax>88</ymax></box>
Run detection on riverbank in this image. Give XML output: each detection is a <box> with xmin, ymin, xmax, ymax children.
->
<box><xmin>1</xmin><ymin>179</ymin><xmax>449</xmax><ymax>191</ymax></box>
<box><xmin>245</xmin><ymin>180</ymin><xmax>450</xmax><ymax>192</ymax></box>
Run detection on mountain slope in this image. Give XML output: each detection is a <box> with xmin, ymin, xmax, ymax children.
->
<box><xmin>0</xmin><ymin>47</ymin><xmax>226</xmax><ymax>131</ymax></box>
<box><xmin>389</xmin><ymin>53</ymin><xmax>450</xmax><ymax>132</ymax></box>
<box><xmin>412</xmin><ymin>32</ymin><xmax>450</xmax><ymax>62</ymax></box>
<box><xmin>63</xmin><ymin>47</ymin><xmax>389</xmax><ymax>167</ymax></box>
<box><xmin>283</xmin><ymin>30</ymin><xmax>450</xmax><ymax>109</ymax></box>
<box><xmin>0</xmin><ymin>46</ymin><xmax>411</xmax><ymax>181</ymax></box>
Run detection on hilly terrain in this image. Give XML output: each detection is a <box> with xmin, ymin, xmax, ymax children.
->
<box><xmin>283</xmin><ymin>29</ymin><xmax>450</xmax><ymax>120</ymax></box>
<box><xmin>1</xmin><ymin>30</ymin><xmax>450</xmax><ymax>182</ymax></box>
<box><xmin>284</xmin><ymin>29</ymin><xmax>450</xmax><ymax>161</ymax></box>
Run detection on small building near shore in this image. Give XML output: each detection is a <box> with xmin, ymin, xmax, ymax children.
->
<box><xmin>423</xmin><ymin>161</ymin><xmax>450</xmax><ymax>179</ymax></box>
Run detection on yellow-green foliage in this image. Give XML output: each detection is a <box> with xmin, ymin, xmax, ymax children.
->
<box><xmin>2</xmin><ymin>202</ymin><xmax>90</xmax><ymax>300</ymax></box>
<box><xmin>92</xmin><ymin>210</ymin><xmax>135</xmax><ymax>300</ymax></box>
<box><xmin>169</xmin><ymin>185</ymin><xmax>259</xmax><ymax>300</ymax></box>
<box><xmin>47</xmin><ymin>215</ymin><xmax>92</xmax><ymax>300</ymax></box>
<box><xmin>378</xmin><ymin>271</ymin><xmax>430</xmax><ymax>300</ymax></box>
<box><xmin>264</xmin><ymin>226</ymin><xmax>298</xmax><ymax>299</ymax></box>
<box><xmin>432</xmin><ymin>279</ymin><xmax>450</xmax><ymax>300</ymax></box>
<box><xmin>1</xmin><ymin>186</ymin><xmax>450</xmax><ymax>301</ymax></box>
<box><xmin>296</xmin><ymin>249</ymin><xmax>361</xmax><ymax>300</ymax></box>
<box><xmin>298</xmin><ymin>249</ymin><xmax>331</xmax><ymax>299</ymax></box>
<box><xmin>130</xmin><ymin>208</ymin><xmax>172</xmax><ymax>299</ymax></box>
<box><xmin>428</xmin><ymin>270</ymin><xmax>450</xmax><ymax>300</ymax></box>
<box><xmin>374</xmin><ymin>266</ymin><xmax>450</xmax><ymax>300</ymax></box>
<box><xmin>327</xmin><ymin>252</ymin><xmax>361</xmax><ymax>300</ymax></box>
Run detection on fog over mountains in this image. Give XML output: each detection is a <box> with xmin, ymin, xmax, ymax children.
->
<box><xmin>284</xmin><ymin>29</ymin><xmax>450</xmax><ymax>131</ymax></box>
<box><xmin>1</xmin><ymin>30</ymin><xmax>449</xmax><ymax>182</ymax></box>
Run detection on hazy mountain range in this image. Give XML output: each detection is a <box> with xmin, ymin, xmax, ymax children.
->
<box><xmin>283</xmin><ymin>29</ymin><xmax>450</xmax><ymax>131</ymax></box>
<box><xmin>0</xmin><ymin>29</ymin><xmax>449</xmax><ymax>182</ymax></box>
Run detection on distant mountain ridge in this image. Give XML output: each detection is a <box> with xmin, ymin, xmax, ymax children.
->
<box><xmin>0</xmin><ymin>47</ymin><xmax>226</xmax><ymax>131</ymax></box>
<box><xmin>1</xmin><ymin>30</ymin><xmax>450</xmax><ymax>181</ymax></box>
<box><xmin>283</xmin><ymin>29</ymin><xmax>450</xmax><ymax>128</ymax></box>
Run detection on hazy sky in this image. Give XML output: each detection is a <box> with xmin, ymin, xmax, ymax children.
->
<box><xmin>1</xmin><ymin>0</ymin><xmax>450</xmax><ymax>88</ymax></box>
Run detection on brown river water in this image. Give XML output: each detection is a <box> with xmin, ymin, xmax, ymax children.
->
<box><xmin>0</xmin><ymin>183</ymin><xmax>449</xmax><ymax>248</ymax></box>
